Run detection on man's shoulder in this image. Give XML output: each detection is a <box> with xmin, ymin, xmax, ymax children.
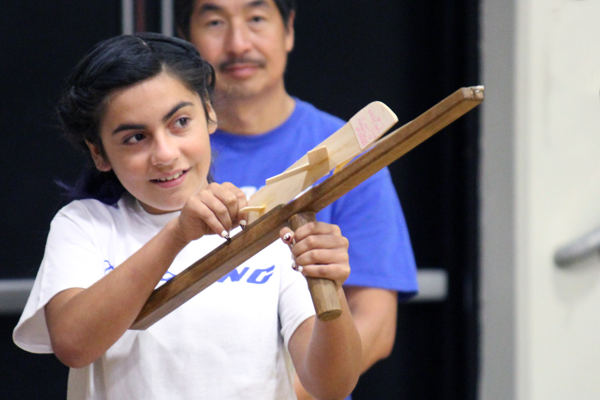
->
<box><xmin>294</xmin><ymin>99</ymin><xmax>344</xmax><ymax>123</ymax></box>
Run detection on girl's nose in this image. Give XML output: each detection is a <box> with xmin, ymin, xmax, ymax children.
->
<box><xmin>150</xmin><ymin>134</ymin><xmax>179</xmax><ymax>166</ymax></box>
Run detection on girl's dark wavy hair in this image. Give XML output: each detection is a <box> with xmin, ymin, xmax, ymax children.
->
<box><xmin>57</xmin><ymin>32</ymin><xmax>216</xmax><ymax>205</ymax></box>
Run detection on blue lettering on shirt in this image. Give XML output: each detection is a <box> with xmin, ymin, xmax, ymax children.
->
<box><xmin>161</xmin><ymin>271</ymin><xmax>175</xmax><ymax>282</ymax></box>
<box><xmin>105</xmin><ymin>259</ymin><xmax>274</xmax><ymax>285</ymax></box>
<box><xmin>247</xmin><ymin>266</ymin><xmax>275</xmax><ymax>284</ymax></box>
<box><xmin>218</xmin><ymin>267</ymin><xmax>250</xmax><ymax>283</ymax></box>
<box><xmin>104</xmin><ymin>260</ymin><xmax>114</xmax><ymax>274</ymax></box>
<box><xmin>218</xmin><ymin>265</ymin><xmax>275</xmax><ymax>284</ymax></box>
<box><xmin>104</xmin><ymin>260</ymin><xmax>174</xmax><ymax>282</ymax></box>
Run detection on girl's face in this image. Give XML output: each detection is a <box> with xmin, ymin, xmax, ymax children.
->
<box><xmin>88</xmin><ymin>72</ymin><xmax>217</xmax><ymax>214</ymax></box>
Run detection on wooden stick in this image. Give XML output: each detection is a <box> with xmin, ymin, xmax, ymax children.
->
<box><xmin>289</xmin><ymin>212</ymin><xmax>343</xmax><ymax>321</ymax></box>
<box><xmin>130</xmin><ymin>86</ymin><xmax>484</xmax><ymax>330</ymax></box>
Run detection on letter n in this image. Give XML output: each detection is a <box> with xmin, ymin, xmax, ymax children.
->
<box><xmin>218</xmin><ymin>267</ymin><xmax>249</xmax><ymax>283</ymax></box>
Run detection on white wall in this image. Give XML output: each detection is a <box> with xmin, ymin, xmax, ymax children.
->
<box><xmin>481</xmin><ymin>0</ymin><xmax>600</xmax><ymax>399</ymax></box>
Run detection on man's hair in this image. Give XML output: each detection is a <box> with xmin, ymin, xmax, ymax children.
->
<box><xmin>175</xmin><ymin>0</ymin><xmax>297</xmax><ymax>40</ymax></box>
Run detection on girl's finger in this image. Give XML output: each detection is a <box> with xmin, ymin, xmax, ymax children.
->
<box><xmin>222</xmin><ymin>182</ymin><xmax>249</xmax><ymax>227</ymax></box>
<box><xmin>194</xmin><ymin>189</ymin><xmax>232</xmax><ymax>238</ymax></box>
<box><xmin>210</xmin><ymin>182</ymin><xmax>249</xmax><ymax>230</ymax></box>
<box><xmin>290</xmin><ymin>234</ymin><xmax>349</xmax><ymax>258</ymax></box>
<box><xmin>292</xmin><ymin>221</ymin><xmax>342</xmax><ymax>242</ymax></box>
<box><xmin>280</xmin><ymin>227</ymin><xmax>295</xmax><ymax>246</ymax></box>
<box><xmin>294</xmin><ymin>248</ymin><xmax>349</xmax><ymax>269</ymax></box>
<box><xmin>206</xmin><ymin>183</ymin><xmax>238</xmax><ymax>230</ymax></box>
<box><xmin>296</xmin><ymin>262</ymin><xmax>351</xmax><ymax>289</ymax></box>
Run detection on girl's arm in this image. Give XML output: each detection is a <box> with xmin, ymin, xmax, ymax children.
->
<box><xmin>283</xmin><ymin>223</ymin><xmax>362</xmax><ymax>400</ymax></box>
<box><xmin>45</xmin><ymin>183</ymin><xmax>247</xmax><ymax>368</ymax></box>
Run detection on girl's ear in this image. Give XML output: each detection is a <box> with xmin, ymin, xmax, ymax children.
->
<box><xmin>207</xmin><ymin>103</ymin><xmax>218</xmax><ymax>135</ymax></box>
<box><xmin>85</xmin><ymin>141</ymin><xmax>112</xmax><ymax>172</ymax></box>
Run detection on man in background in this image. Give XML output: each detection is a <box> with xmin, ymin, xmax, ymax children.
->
<box><xmin>175</xmin><ymin>0</ymin><xmax>418</xmax><ymax>398</ymax></box>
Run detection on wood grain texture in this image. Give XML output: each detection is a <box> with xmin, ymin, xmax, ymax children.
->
<box><xmin>130</xmin><ymin>86</ymin><xmax>484</xmax><ymax>330</ymax></box>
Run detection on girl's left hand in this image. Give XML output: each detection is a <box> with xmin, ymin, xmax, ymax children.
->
<box><xmin>279</xmin><ymin>222</ymin><xmax>350</xmax><ymax>290</ymax></box>
<box><xmin>176</xmin><ymin>182</ymin><xmax>248</xmax><ymax>244</ymax></box>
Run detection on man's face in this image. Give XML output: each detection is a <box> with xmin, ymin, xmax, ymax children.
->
<box><xmin>188</xmin><ymin>0</ymin><xmax>294</xmax><ymax>100</ymax></box>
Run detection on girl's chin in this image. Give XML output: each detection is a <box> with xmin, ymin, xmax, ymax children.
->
<box><xmin>138</xmin><ymin>200</ymin><xmax>184</xmax><ymax>215</ymax></box>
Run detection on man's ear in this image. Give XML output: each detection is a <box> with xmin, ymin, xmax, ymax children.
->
<box><xmin>285</xmin><ymin>11</ymin><xmax>295</xmax><ymax>53</ymax></box>
<box><xmin>206</xmin><ymin>103</ymin><xmax>218</xmax><ymax>134</ymax></box>
<box><xmin>85</xmin><ymin>141</ymin><xmax>112</xmax><ymax>172</ymax></box>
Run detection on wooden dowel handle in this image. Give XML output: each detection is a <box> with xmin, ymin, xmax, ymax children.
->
<box><xmin>289</xmin><ymin>212</ymin><xmax>342</xmax><ymax>321</ymax></box>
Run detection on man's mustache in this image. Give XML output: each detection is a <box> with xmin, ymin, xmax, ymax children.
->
<box><xmin>218</xmin><ymin>58</ymin><xmax>266</xmax><ymax>71</ymax></box>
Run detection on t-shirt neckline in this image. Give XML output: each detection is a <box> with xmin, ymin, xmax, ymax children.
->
<box><xmin>212</xmin><ymin>98</ymin><xmax>308</xmax><ymax>149</ymax></box>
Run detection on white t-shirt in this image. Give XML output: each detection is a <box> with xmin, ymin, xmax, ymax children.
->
<box><xmin>14</xmin><ymin>194</ymin><xmax>315</xmax><ymax>400</ymax></box>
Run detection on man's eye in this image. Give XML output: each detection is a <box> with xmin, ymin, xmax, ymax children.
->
<box><xmin>124</xmin><ymin>133</ymin><xmax>145</xmax><ymax>144</ymax></box>
<box><xmin>249</xmin><ymin>15</ymin><xmax>265</xmax><ymax>24</ymax></box>
<box><xmin>206</xmin><ymin>18</ymin><xmax>223</xmax><ymax>27</ymax></box>
<box><xmin>174</xmin><ymin>117</ymin><xmax>190</xmax><ymax>128</ymax></box>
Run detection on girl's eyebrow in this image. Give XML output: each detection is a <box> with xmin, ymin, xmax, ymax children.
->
<box><xmin>112</xmin><ymin>123</ymin><xmax>145</xmax><ymax>135</ymax></box>
<box><xmin>112</xmin><ymin>101</ymin><xmax>194</xmax><ymax>135</ymax></box>
<box><xmin>162</xmin><ymin>101</ymin><xmax>194</xmax><ymax>123</ymax></box>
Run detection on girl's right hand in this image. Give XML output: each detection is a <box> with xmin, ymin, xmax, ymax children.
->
<box><xmin>279</xmin><ymin>222</ymin><xmax>351</xmax><ymax>290</ymax></box>
<box><xmin>175</xmin><ymin>182</ymin><xmax>248</xmax><ymax>244</ymax></box>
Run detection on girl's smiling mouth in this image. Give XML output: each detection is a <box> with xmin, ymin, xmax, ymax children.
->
<box><xmin>151</xmin><ymin>169</ymin><xmax>189</xmax><ymax>187</ymax></box>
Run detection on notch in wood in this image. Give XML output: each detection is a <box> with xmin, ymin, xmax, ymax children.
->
<box><xmin>266</xmin><ymin>146</ymin><xmax>330</xmax><ymax>186</ymax></box>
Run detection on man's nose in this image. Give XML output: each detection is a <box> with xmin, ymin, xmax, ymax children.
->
<box><xmin>226</xmin><ymin>20</ymin><xmax>252</xmax><ymax>56</ymax></box>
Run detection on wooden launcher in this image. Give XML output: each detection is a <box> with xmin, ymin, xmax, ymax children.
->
<box><xmin>130</xmin><ymin>86</ymin><xmax>484</xmax><ymax>330</ymax></box>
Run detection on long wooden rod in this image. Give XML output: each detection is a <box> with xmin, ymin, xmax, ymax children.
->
<box><xmin>131</xmin><ymin>86</ymin><xmax>484</xmax><ymax>330</ymax></box>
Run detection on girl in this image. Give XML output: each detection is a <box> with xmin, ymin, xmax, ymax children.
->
<box><xmin>13</xmin><ymin>33</ymin><xmax>361</xmax><ymax>400</ymax></box>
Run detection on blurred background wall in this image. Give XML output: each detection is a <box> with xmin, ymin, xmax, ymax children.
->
<box><xmin>481</xmin><ymin>0</ymin><xmax>600</xmax><ymax>399</ymax></box>
<box><xmin>6</xmin><ymin>0</ymin><xmax>599</xmax><ymax>399</ymax></box>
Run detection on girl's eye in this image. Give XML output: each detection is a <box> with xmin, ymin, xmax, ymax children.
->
<box><xmin>124</xmin><ymin>133</ymin><xmax>145</xmax><ymax>144</ymax></box>
<box><xmin>173</xmin><ymin>117</ymin><xmax>190</xmax><ymax>129</ymax></box>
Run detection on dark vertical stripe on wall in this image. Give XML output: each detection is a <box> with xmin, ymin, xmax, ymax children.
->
<box><xmin>136</xmin><ymin>0</ymin><xmax>147</xmax><ymax>32</ymax></box>
<box><xmin>143</xmin><ymin>0</ymin><xmax>164</xmax><ymax>33</ymax></box>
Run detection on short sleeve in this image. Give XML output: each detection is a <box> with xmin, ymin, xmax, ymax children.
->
<box><xmin>13</xmin><ymin>206</ymin><xmax>106</xmax><ymax>353</ymax></box>
<box><xmin>277</xmin><ymin>246</ymin><xmax>315</xmax><ymax>351</ymax></box>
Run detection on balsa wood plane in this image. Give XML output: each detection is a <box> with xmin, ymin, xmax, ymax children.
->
<box><xmin>241</xmin><ymin>101</ymin><xmax>399</xmax><ymax>223</ymax></box>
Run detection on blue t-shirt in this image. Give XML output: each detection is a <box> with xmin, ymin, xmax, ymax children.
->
<box><xmin>210</xmin><ymin>98</ymin><xmax>418</xmax><ymax>299</ymax></box>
